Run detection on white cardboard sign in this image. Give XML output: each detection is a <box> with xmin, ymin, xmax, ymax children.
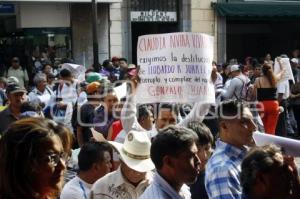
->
<box><xmin>274</xmin><ymin>58</ymin><xmax>294</xmax><ymax>83</ymax></box>
<box><xmin>136</xmin><ymin>32</ymin><xmax>215</xmax><ymax>104</ymax></box>
<box><xmin>253</xmin><ymin>131</ymin><xmax>300</xmax><ymax>157</ymax></box>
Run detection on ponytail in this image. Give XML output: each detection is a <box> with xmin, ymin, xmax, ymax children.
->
<box><xmin>262</xmin><ymin>64</ymin><xmax>276</xmax><ymax>87</ymax></box>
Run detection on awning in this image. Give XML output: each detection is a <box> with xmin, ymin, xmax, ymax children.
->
<box><xmin>213</xmin><ymin>2</ymin><xmax>300</xmax><ymax>17</ymax></box>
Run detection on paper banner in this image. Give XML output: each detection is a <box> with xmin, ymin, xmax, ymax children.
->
<box><xmin>253</xmin><ymin>131</ymin><xmax>300</xmax><ymax>157</ymax></box>
<box><xmin>136</xmin><ymin>32</ymin><xmax>215</xmax><ymax>104</ymax></box>
<box><xmin>274</xmin><ymin>58</ymin><xmax>294</xmax><ymax>84</ymax></box>
<box><xmin>62</xmin><ymin>63</ymin><xmax>86</xmax><ymax>82</ymax></box>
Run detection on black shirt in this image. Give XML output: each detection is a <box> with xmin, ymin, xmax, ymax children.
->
<box><xmin>78</xmin><ymin>103</ymin><xmax>96</xmax><ymax>142</ymax></box>
<box><xmin>0</xmin><ymin>107</ymin><xmax>18</xmax><ymax>134</ymax></box>
<box><xmin>190</xmin><ymin>170</ymin><xmax>209</xmax><ymax>199</ymax></box>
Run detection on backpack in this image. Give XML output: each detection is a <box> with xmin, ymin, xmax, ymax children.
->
<box><xmin>235</xmin><ymin>76</ymin><xmax>255</xmax><ymax>102</ymax></box>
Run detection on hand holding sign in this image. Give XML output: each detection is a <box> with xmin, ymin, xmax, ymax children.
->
<box><xmin>274</xmin><ymin>57</ymin><xmax>294</xmax><ymax>83</ymax></box>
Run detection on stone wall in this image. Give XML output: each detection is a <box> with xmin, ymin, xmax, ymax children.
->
<box><xmin>191</xmin><ymin>0</ymin><xmax>218</xmax><ymax>61</ymax></box>
<box><xmin>71</xmin><ymin>3</ymin><xmax>109</xmax><ymax>68</ymax></box>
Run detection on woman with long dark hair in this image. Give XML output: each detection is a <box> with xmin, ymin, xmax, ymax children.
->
<box><xmin>254</xmin><ymin>63</ymin><xmax>279</xmax><ymax>134</ymax></box>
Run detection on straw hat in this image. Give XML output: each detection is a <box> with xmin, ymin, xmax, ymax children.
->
<box><xmin>109</xmin><ymin>130</ymin><xmax>154</xmax><ymax>172</ymax></box>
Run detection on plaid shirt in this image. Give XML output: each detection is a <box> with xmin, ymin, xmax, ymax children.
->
<box><xmin>205</xmin><ymin>140</ymin><xmax>248</xmax><ymax>199</ymax></box>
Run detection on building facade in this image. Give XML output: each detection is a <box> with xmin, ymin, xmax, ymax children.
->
<box><xmin>191</xmin><ymin>0</ymin><xmax>300</xmax><ymax>63</ymax></box>
<box><xmin>0</xmin><ymin>0</ymin><xmax>122</xmax><ymax>68</ymax></box>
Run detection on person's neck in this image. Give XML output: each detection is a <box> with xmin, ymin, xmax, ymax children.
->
<box><xmin>157</xmin><ymin>170</ymin><xmax>183</xmax><ymax>193</ymax></box>
<box><xmin>37</xmin><ymin>87</ymin><xmax>45</xmax><ymax>93</ymax></box>
<box><xmin>220</xmin><ymin>136</ymin><xmax>243</xmax><ymax>149</ymax></box>
<box><xmin>78</xmin><ymin>172</ymin><xmax>95</xmax><ymax>184</ymax></box>
<box><xmin>9</xmin><ymin>105</ymin><xmax>21</xmax><ymax>117</ymax></box>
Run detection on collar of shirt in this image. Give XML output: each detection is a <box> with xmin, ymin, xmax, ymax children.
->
<box><xmin>153</xmin><ymin>172</ymin><xmax>190</xmax><ymax>199</ymax></box>
<box><xmin>215</xmin><ymin>139</ymin><xmax>248</xmax><ymax>160</ymax></box>
<box><xmin>9</xmin><ymin>67</ymin><xmax>22</xmax><ymax>71</ymax></box>
<box><xmin>33</xmin><ymin>87</ymin><xmax>51</xmax><ymax>95</ymax></box>
<box><xmin>3</xmin><ymin>106</ymin><xmax>19</xmax><ymax>120</ymax></box>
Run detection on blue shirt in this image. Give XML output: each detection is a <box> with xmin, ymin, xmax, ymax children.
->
<box><xmin>139</xmin><ymin>172</ymin><xmax>191</xmax><ymax>199</ymax></box>
<box><xmin>205</xmin><ymin>140</ymin><xmax>248</xmax><ymax>199</ymax></box>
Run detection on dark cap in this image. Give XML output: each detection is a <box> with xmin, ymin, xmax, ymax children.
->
<box><xmin>6</xmin><ymin>83</ymin><xmax>27</xmax><ymax>94</ymax></box>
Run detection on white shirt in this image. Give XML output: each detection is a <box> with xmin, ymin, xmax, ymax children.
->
<box><xmin>60</xmin><ymin>176</ymin><xmax>92</xmax><ymax>199</ymax></box>
<box><xmin>90</xmin><ymin>167</ymin><xmax>153</xmax><ymax>199</ymax></box>
<box><xmin>28</xmin><ymin>86</ymin><xmax>53</xmax><ymax>108</ymax></box>
<box><xmin>139</xmin><ymin>172</ymin><xmax>191</xmax><ymax>199</ymax></box>
<box><xmin>56</xmin><ymin>80</ymin><xmax>78</xmax><ymax>105</ymax></box>
<box><xmin>277</xmin><ymin>80</ymin><xmax>290</xmax><ymax>100</ymax></box>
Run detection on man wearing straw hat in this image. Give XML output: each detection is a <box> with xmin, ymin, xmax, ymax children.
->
<box><xmin>90</xmin><ymin>130</ymin><xmax>154</xmax><ymax>199</ymax></box>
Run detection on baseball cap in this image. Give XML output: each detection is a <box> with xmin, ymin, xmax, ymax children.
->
<box><xmin>86</xmin><ymin>82</ymin><xmax>101</xmax><ymax>94</ymax></box>
<box><xmin>111</xmin><ymin>56</ymin><xmax>120</xmax><ymax>62</ymax></box>
<box><xmin>6</xmin><ymin>83</ymin><xmax>27</xmax><ymax>94</ymax></box>
<box><xmin>230</xmin><ymin>64</ymin><xmax>241</xmax><ymax>73</ymax></box>
<box><xmin>128</xmin><ymin>64</ymin><xmax>136</xmax><ymax>69</ymax></box>
<box><xmin>291</xmin><ymin>58</ymin><xmax>298</xmax><ymax>64</ymax></box>
<box><xmin>12</xmin><ymin>57</ymin><xmax>19</xmax><ymax>62</ymax></box>
<box><xmin>86</xmin><ymin>72</ymin><xmax>102</xmax><ymax>83</ymax></box>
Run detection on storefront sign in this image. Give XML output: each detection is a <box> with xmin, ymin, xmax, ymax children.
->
<box><xmin>131</xmin><ymin>10</ymin><xmax>177</xmax><ymax>22</ymax></box>
<box><xmin>0</xmin><ymin>4</ymin><xmax>15</xmax><ymax>14</ymax></box>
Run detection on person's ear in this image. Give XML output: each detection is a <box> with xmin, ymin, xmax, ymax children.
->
<box><xmin>92</xmin><ymin>162</ymin><xmax>100</xmax><ymax>172</ymax></box>
<box><xmin>162</xmin><ymin>155</ymin><xmax>176</xmax><ymax>169</ymax></box>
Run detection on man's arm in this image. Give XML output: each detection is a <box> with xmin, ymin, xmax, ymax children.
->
<box><xmin>121</xmin><ymin>95</ymin><xmax>146</xmax><ymax>133</ymax></box>
<box><xmin>121</xmin><ymin>79</ymin><xmax>146</xmax><ymax>133</ymax></box>
<box><xmin>178</xmin><ymin>102</ymin><xmax>210</xmax><ymax>127</ymax></box>
<box><xmin>76</xmin><ymin>126</ymin><xmax>84</xmax><ymax>147</ymax></box>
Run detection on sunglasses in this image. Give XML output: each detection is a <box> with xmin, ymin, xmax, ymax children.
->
<box><xmin>43</xmin><ymin>152</ymin><xmax>69</xmax><ymax>167</ymax></box>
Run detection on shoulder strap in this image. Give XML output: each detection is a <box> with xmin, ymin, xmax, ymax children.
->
<box><xmin>235</xmin><ymin>76</ymin><xmax>246</xmax><ymax>88</ymax></box>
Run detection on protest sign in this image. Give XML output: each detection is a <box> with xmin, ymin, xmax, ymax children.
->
<box><xmin>113</xmin><ymin>82</ymin><xmax>127</xmax><ymax>101</ymax></box>
<box><xmin>62</xmin><ymin>63</ymin><xmax>86</xmax><ymax>82</ymax></box>
<box><xmin>136</xmin><ymin>32</ymin><xmax>215</xmax><ymax>104</ymax></box>
<box><xmin>274</xmin><ymin>58</ymin><xmax>294</xmax><ymax>83</ymax></box>
<box><xmin>253</xmin><ymin>131</ymin><xmax>300</xmax><ymax>157</ymax></box>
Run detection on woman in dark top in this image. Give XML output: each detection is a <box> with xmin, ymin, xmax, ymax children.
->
<box><xmin>254</xmin><ymin>63</ymin><xmax>279</xmax><ymax>135</ymax></box>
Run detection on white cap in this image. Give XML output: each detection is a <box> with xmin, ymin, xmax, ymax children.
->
<box><xmin>230</xmin><ymin>64</ymin><xmax>240</xmax><ymax>72</ymax></box>
<box><xmin>291</xmin><ymin>58</ymin><xmax>298</xmax><ymax>64</ymax></box>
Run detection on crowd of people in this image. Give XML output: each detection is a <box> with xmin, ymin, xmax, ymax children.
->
<box><xmin>0</xmin><ymin>51</ymin><xmax>299</xmax><ymax>199</ymax></box>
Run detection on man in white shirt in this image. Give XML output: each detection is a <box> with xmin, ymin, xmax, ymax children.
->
<box><xmin>276</xmin><ymin>79</ymin><xmax>294</xmax><ymax>137</ymax></box>
<box><xmin>90</xmin><ymin>130</ymin><xmax>154</xmax><ymax>199</ymax></box>
<box><xmin>28</xmin><ymin>73</ymin><xmax>54</xmax><ymax>109</ymax></box>
<box><xmin>60</xmin><ymin>142</ymin><xmax>113</xmax><ymax>199</ymax></box>
<box><xmin>139</xmin><ymin>125</ymin><xmax>201</xmax><ymax>199</ymax></box>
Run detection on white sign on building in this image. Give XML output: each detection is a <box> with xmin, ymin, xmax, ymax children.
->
<box><xmin>131</xmin><ymin>10</ymin><xmax>177</xmax><ymax>22</ymax></box>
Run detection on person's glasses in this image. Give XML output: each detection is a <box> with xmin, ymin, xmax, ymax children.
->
<box><xmin>43</xmin><ymin>152</ymin><xmax>69</xmax><ymax>167</ymax></box>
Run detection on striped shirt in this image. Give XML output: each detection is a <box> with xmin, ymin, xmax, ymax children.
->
<box><xmin>205</xmin><ymin>140</ymin><xmax>248</xmax><ymax>199</ymax></box>
<box><xmin>139</xmin><ymin>172</ymin><xmax>191</xmax><ymax>199</ymax></box>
